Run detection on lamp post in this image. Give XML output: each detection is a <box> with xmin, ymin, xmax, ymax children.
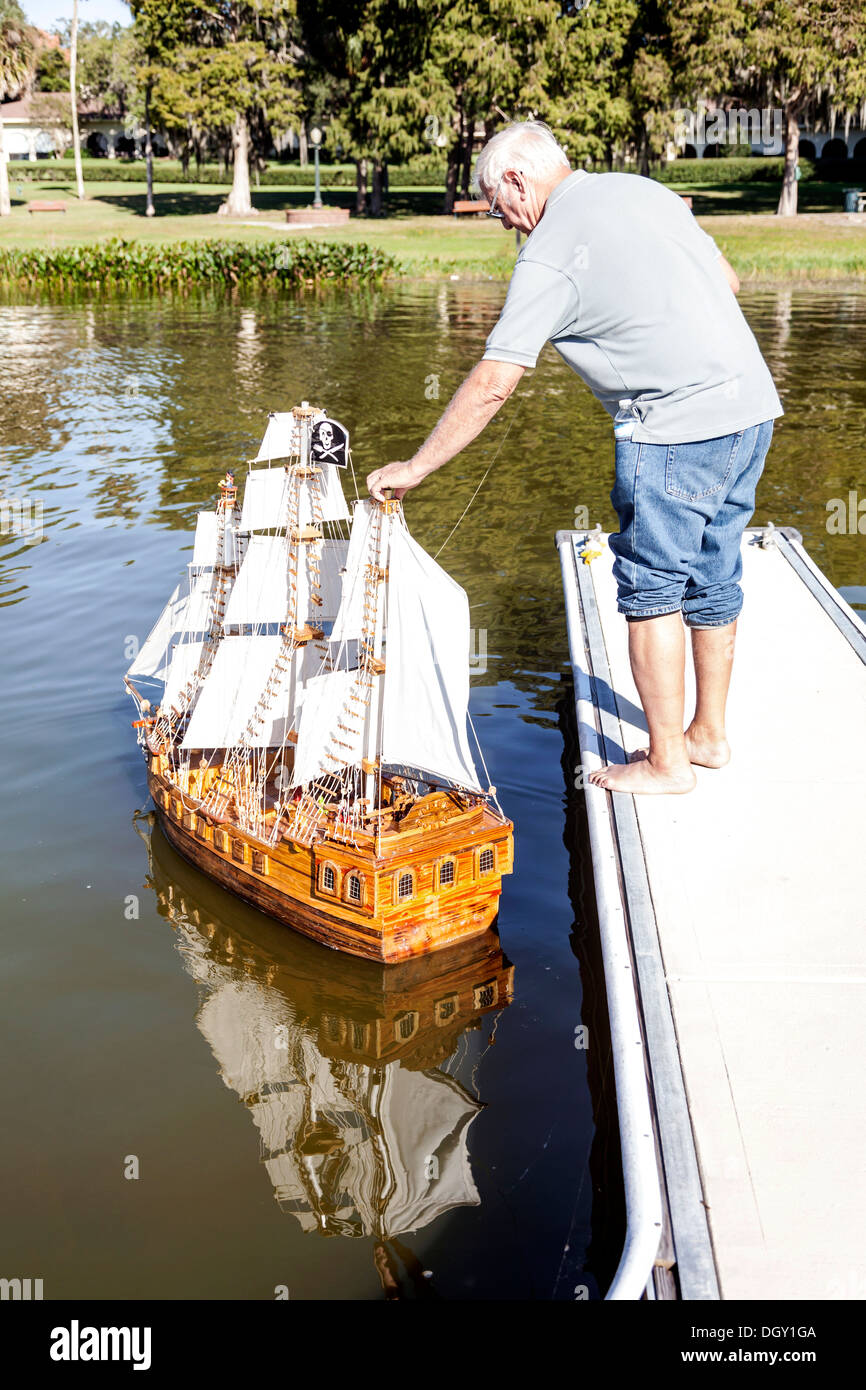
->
<box><xmin>310</xmin><ymin>126</ymin><xmax>323</xmax><ymax>209</ymax></box>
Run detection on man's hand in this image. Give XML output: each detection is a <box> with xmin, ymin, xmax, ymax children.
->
<box><xmin>366</xmin><ymin>358</ymin><xmax>525</xmax><ymax>503</ymax></box>
<box><xmin>367</xmin><ymin>460</ymin><xmax>422</xmax><ymax>502</ymax></box>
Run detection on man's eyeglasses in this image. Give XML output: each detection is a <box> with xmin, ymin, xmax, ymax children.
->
<box><xmin>486</xmin><ymin>174</ymin><xmax>506</xmax><ymax>219</ymax></box>
<box><xmin>485</xmin><ymin>171</ymin><xmax>522</xmax><ymax>219</ymax></box>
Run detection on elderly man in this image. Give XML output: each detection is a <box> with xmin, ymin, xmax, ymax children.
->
<box><xmin>367</xmin><ymin>121</ymin><xmax>782</xmax><ymax>795</ymax></box>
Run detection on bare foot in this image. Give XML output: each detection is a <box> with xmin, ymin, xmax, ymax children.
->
<box><xmin>588</xmin><ymin>758</ymin><xmax>696</xmax><ymax>795</ymax></box>
<box><xmin>629</xmin><ymin>724</ymin><xmax>731</xmax><ymax>770</ymax></box>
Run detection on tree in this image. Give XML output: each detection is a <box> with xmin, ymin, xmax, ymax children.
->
<box><xmin>670</xmin><ymin>0</ymin><xmax>866</xmax><ymax>215</ymax></box>
<box><xmin>129</xmin><ymin>0</ymin><xmax>192</xmax><ymax>215</ymax></box>
<box><xmin>76</xmin><ymin>21</ymin><xmax>136</xmax><ymax>116</ymax></box>
<box><xmin>428</xmin><ymin>0</ymin><xmax>569</xmax><ymax>211</ymax></box>
<box><xmin>530</xmin><ymin>0</ymin><xmax>635</xmax><ymax>169</ymax></box>
<box><xmin>175</xmin><ymin>2</ymin><xmax>303</xmax><ymax>216</ymax></box>
<box><xmin>1</xmin><ymin>5</ymin><xmax>33</xmax><ymax>216</ymax></box>
<box><xmin>34</xmin><ymin>46</ymin><xmax>68</xmax><ymax>91</ymax></box>
<box><xmin>751</xmin><ymin>1</ymin><xmax>866</xmax><ymax>214</ymax></box>
<box><xmin>69</xmin><ymin>0</ymin><xmax>85</xmax><ymax>198</ymax></box>
<box><xmin>150</xmin><ymin>37</ymin><xmax>300</xmax><ymax>212</ymax></box>
<box><xmin>324</xmin><ymin>0</ymin><xmax>442</xmax><ymax>215</ymax></box>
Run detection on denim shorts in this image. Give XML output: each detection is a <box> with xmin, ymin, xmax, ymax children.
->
<box><xmin>608</xmin><ymin>420</ymin><xmax>774</xmax><ymax>627</ymax></box>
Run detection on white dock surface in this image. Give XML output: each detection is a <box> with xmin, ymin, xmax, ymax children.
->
<box><xmin>564</xmin><ymin>529</ymin><xmax>866</xmax><ymax>1300</ymax></box>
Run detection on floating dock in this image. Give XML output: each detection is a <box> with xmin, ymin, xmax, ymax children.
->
<box><xmin>558</xmin><ymin>525</ymin><xmax>866</xmax><ymax>1301</ymax></box>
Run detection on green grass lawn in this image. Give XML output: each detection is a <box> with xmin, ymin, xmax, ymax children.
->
<box><xmin>2</xmin><ymin>178</ymin><xmax>865</xmax><ymax>281</ymax></box>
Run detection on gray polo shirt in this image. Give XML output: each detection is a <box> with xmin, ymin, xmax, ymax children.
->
<box><xmin>482</xmin><ymin>170</ymin><xmax>783</xmax><ymax>444</ymax></box>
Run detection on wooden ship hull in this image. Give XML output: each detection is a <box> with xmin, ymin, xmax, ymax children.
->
<box><xmin>147</xmin><ymin>757</ymin><xmax>513</xmax><ymax>964</ymax></box>
<box><xmin>128</xmin><ymin>402</ymin><xmax>514</xmax><ymax>966</ymax></box>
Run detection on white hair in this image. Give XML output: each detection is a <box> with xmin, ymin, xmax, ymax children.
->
<box><xmin>474</xmin><ymin>121</ymin><xmax>570</xmax><ymax>195</ymax></box>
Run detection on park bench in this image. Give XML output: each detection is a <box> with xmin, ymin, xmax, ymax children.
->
<box><xmin>28</xmin><ymin>200</ymin><xmax>67</xmax><ymax>214</ymax></box>
<box><xmin>452</xmin><ymin>199</ymin><xmax>490</xmax><ymax>217</ymax></box>
<box><xmin>679</xmin><ymin>194</ymin><xmax>694</xmax><ymax>210</ymax></box>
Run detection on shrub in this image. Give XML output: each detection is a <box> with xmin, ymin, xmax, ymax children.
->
<box><xmin>8</xmin><ymin>159</ymin><xmax>448</xmax><ymax>188</ymax></box>
<box><xmin>0</xmin><ymin>237</ymin><xmax>402</xmax><ymax>291</ymax></box>
<box><xmin>655</xmin><ymin>157</ymin><xmax>815</xmax><ymax>184</ymax></box>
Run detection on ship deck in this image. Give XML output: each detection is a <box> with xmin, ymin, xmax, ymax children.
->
<box><xmin>558</xmin><ymin>525</ymin><xmax>866</xmax><ymax>1301</ymax></box>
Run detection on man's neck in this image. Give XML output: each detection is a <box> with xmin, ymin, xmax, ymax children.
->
<box><xmin>534</xmin><ymin>166</ymin><xmax>574</xmax><ymax>226</ymax></box>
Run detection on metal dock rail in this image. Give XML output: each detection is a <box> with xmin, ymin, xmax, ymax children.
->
<box><xmin>557</xmin><ymin>525</ymin><xmax>866</xmax><ymax>1301</ymax></box>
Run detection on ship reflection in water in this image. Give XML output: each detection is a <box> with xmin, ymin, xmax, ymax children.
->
<box><xmin>136</xmin><ymin>811</ymin><xmax>514</xmax><ymax>1294</ymax></box>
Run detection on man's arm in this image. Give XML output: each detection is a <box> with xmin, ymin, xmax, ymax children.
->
<box><xmin>719</xmin><ymin>253</ymin><xmax>740</xmax><ymax>294</ymax></box>
<box><xmin>367</xmin><ymin>359</ymin><xmax>525</xmax><ymax>501</ymax></box>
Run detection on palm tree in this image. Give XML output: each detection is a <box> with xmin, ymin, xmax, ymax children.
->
<box><xmin>0</xmin><ymin>12</ymin><xmax>33</xmax><ymax>216</ymax></box>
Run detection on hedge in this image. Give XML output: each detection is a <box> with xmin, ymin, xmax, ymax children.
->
<box><xmin>0</xmin><ymin>237</ymin><xmax>401</xmax><ymax>290</ymax></box>
<box><xmin>7</xmin><ymin>158</ymin><xmax>448</xmax><ymax>187</ymax></box>
<box><xmin>655</xmin><ymin>157</ymin><xmax>815</xmax><ymax>184</ymax></box>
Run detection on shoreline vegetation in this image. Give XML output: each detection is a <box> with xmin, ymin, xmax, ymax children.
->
<box><xmin>0</xmin><ymin>236</ymin><xmax>399</xmax><ymax>289</ymax></box>
<box><xmin>1</xmin><ymin>175</ymin><xmax>865</xmax><ymax>287</ymax></box>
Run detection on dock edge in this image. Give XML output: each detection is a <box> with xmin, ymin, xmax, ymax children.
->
<box><xmin>556</xmin><ymin>529</ymin><xmax>720</xmax><ymax>1301</ymax></box>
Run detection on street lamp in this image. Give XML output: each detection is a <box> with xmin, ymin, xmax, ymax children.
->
<box><xmin>310</xmin><ymin>126</ymin><xmax>323</xmax><ymax>209</ymax></box>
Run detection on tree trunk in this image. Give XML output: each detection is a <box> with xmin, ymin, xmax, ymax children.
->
<box><xmin>638</xmin><ymin>126</ymin><xmax>650</xmax><ymax>178</ymax></box>
<box><xmin>0</xmin><ymin>119</ymin><xmax>10</xmax><ymax>217</ymax></box>
<box><xmin>355</xmin><ymin>157</ymin><xmax>367</xmax><ymax>214</ymax></box>
<box><xmin>460</xmin><ymin>115</ymin><xmax>473</xmax><ymax>196</ymax></box>
<box><xmin>69</xmin><ymin>0</ymin><xmax>85</xmax><ymax>201</ymax></box>
<box><xmin>371</xmin><ymin>158</ymin><xmax>384</xmax><ymax>216</ymax></box>
<box><xmin>223</xmin><ymin>115</ymin><xmax>253</xmax><ymax>216</ymax></box>
<box><xmin>777</xmin><ymin>104</ymin><xmax>800</xmax><ymax>216</ymax></box>
<box><xmin>444</xmin><ymin>136</ymin><xmax>461</xmax><ymax>213</ymax></box>
<box><xmin>144</xmin><ymin>82</ymin><xmax>155</xmax><ymax>217</ymax></box>
<box><xmin>298</xmin><ymin>124</ymin><xmax>308</xmax><ymax>167</ymax></box>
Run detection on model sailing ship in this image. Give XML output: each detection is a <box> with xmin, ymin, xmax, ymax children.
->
<box><xmin>125</xmin><ymin>401</ymin><xmax>513</xmax><ymax>962</ymax></box>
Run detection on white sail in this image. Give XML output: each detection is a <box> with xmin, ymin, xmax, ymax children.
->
<box><xmin>319</xmin><ymin>537</ymin><xmax>349</xmax><ymax>624</ymax></box>
<box><xmin>192</xmin><ymin>511</ymin><xmax>240</xmax><ymax>568</ymax></box>
<box><xmin>241</xmin><ymin>462</ymin><xmax>349</xmax><ymax>534</ymax></box>
<box><xmin>181</xmin><ymin>635</ymin><xmax>319</xmax><ymax>749</ymax></box>
<box><xmin>127</xmin><ymin>582</ymin><xmax>187</xmax><ymax>685</ymax></box>
<box><xmin>240</xmin><ymin>467</ymin><xmax>291</xmax><ymax>533</ymax></box>
<box><xmin>318</xmin><ymin>464</ymin><xmax>350</xmax><ymax>524</ymax></box>
<box><xmin>223</xmin><ymin>535</ymin><xmax>289</xmax><ymax>627</ymax></box>
<box><xmin>255</xmin><ymin>412</ymin><xmax>300</xmax><ymax>463</ymax></box>
<box><xmin>179</xmin><ymin>570</ymin><xmax>222</xmax><ymax>633</ymax></box>
<box><xmin>381</xmin><ymin>522</ymin><xmax>482</xmax><ymax>791</ymax></box>
<box><xmin>162</xmin><ymin>639</ymin><xmax>206</xmax><ymax>714</ymax></box>
<box><xmin>329</xmin><ymin>500</ymin><xmax>375</xmax><ymax>643</ymax></box>
<box><xmin>290</xmin><ymin>669</ymin><xmax>363</xmax><ymax>785</ymax></box>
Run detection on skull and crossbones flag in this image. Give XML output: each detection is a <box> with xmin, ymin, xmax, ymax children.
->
<box><xmin>311</xmin><ymin>418</ymin><xmax>349</xmax><ymax>468</ymax></box>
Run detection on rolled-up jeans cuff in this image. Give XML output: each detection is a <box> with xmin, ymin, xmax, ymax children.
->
<box><xmin>683</xmin><ymin>613</ymin><xmax>740</xmax><ymax>629</ymax></box>
<box><xmin>618</xmin><ymin>603</ymin><xmax>683</xmax><ymax>620</ymax></box>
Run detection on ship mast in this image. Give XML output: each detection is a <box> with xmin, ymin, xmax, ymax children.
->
<box><xmin>363</xmin><ymin>499</ymin><xmax>395</xmax><ymax>812</ymax></box>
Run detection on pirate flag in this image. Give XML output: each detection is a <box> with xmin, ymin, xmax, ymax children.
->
<box><xmin>311</xmin><ymin>417</ymin><xmax>349</xmax><ymax>468</ymax></box>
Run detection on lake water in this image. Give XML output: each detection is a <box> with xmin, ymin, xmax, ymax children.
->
<box><xmin>1</xmin><ymin>283</ymin><xmax>863</xmax><ymax>1300</ymax></box>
